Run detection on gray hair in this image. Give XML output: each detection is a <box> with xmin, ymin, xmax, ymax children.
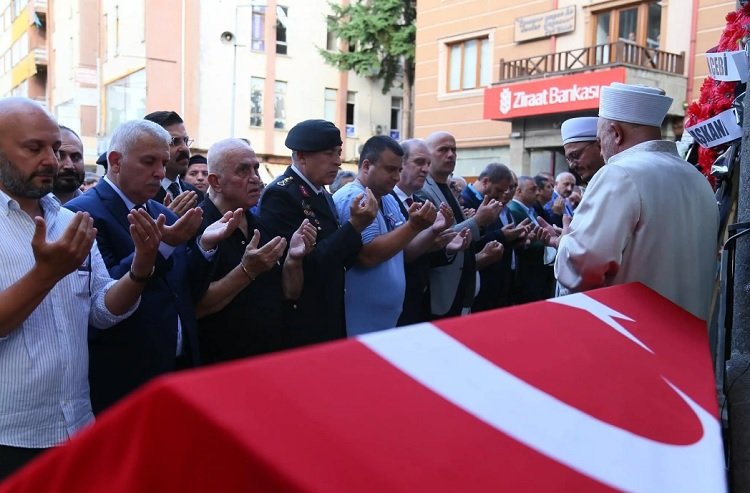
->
<box><xmin>400</xmin><ymin>138</ymin><xmax>428</xmax><ymax>162</ymax></box>
<box><xmin>207</xmin><ymin>138</ymin><xmax>253</xmax><ymax>175</ymax></box>
<box><xmin>330</xmin><ymin>170</ymin><xmax>356</xmax><ymax>193</ymax></box>
<box><xmin>108</xmin><ymin>120</ymin><xmax>171</xmax><ymax>160</ymax></box>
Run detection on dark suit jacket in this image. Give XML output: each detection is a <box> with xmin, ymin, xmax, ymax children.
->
<box><xmin>507</xmin><ymin>200</ymin><xmax>549</xmax><ymax>304</ymax></box>
<box><xmin>66</xmin><ymin>179</ymin><xmax>210</xmax><ymax>413</ymax></box>
<box><xmin>154</xmin><ymin>177</ymin><xmax>204</xmax><ymax>205</ymax></box>
<box><xmin>258</xmin><ymin>166</ymin><xmax>362</xmax><ymax>347</ymax></box>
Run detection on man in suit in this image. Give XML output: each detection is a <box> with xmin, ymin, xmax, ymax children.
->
<box><xmin>507</xmin><ymin>176</ymin><xmax>550</xmax><ymax>303</ymax></box>
<box><xmin>544</xmin><ymin>172</ymin><xmax>576</xmax><ymax>227</ymax></box>
<box><xmin>391</xmin><ymin>139</ymin><xmax>464</xmax><ymax>326</ymax></box>
<box><xmin>464</xmin><ymin>163</ymin><xmax>529</xmax><ymax>312</ymax></box>
<box><xmin>417</xmin><ymin>131</ymin><xmax>503</xmax><ymax>318</ymax></box>
<box><xmin>144</xmin><ymin>111</ymin><xmax>203</xmax><ymax>215</ymax></box>
<box><xmin>66</xmin><ymin>119</ymin><xmax>239</xmax><ymax>413</ymax></box>
<box><xmin>258</xmin><ymin>119</ymin><xmax>378</xmax><ymax>346</ymax></box>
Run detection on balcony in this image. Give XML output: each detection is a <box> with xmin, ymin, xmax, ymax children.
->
<box><xmin>33</xmin><ymin>47</ymin><xmax>47</xmax><ymax>66</ymax></box>
<box><xmin>499</xmin><ymin>41</ymin><xmax>685</xmax><ymax>82</ymax></box>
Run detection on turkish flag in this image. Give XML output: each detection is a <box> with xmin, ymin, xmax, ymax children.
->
<box><xmin>0</xmin><ymin>283</ymin><xmax>725</xmax><ymax>492</ymax></box>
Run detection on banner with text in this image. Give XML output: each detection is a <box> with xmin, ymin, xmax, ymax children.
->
<box><xmin>484</xmin><ymin>68</ymin><xmax>626</xmax><ymax>120</ymax></box>
<box><xmin>705</xmin><ymin>50</ymin><xmax>749</xmax><ymax>83</ymax></box>
<box><xmin>685</xmin><ymin>108</ymin><xmax>742</xmax><ymax>148</ymax></box>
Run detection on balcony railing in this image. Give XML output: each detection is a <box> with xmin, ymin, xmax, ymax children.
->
<box><xmin>498</xmin><ymin>41</ymin><xmax>685</xmax><ymax>82</ymax></box>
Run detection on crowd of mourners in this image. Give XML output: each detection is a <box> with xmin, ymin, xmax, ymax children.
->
<box><xmin>0</xmin><ymin>81</ymin><xmax>720</xmax><ymax>478</ymax></box>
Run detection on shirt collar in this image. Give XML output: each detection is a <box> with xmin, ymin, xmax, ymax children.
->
<box><xmin>393</xmin><ymin>185</ymin><xmax>410</xmax><ymax>203</ymax></box>
<box><xmin>290</xmin><ymin>164</ymin><xmax>324</xmax><ymax>194</ymax></box>
<box><xmin>104</xmin><ymin>176</ymin><xmax>137</xmax><ymax>210</ymax></box>
<box><xmin>0</xmin><ymin>188</ymin><xmax>58</xmax><ymax>217</ymax></box>
<box><xmin>467</xmin><ymin>183</ymin><xmax>483</xmax><ymax>201</ymax></box>
<box><xmin>160</xmin><ymin>177</ymin><xmax>178</xmax><ymax>191</ymax></box>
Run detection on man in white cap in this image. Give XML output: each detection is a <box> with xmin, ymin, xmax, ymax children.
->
<box><xmin>550</xmin><ymin>83</ymin><xmax>718</xmax><ymax>321</ymax></box>
<box><xmin>560</xmin><ymin>116</ymin><xmax>604</xmax><ymax>184</ymax></box>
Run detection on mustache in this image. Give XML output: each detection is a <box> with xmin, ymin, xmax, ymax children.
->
<box><xmin>31</xmin><ymin>166</ymin><xmax>57</xmax><ymax>178</ymax></box>
<box><xmin>176</xmin><ymin>151</ymin><xmax>190</xmax><ymax>161</ymax></box>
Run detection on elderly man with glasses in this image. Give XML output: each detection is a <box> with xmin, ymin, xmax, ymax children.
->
<box><xmin>144</xmin><ymin>111</ymin><xmax>203</xmax><ymax>216</ymax></box>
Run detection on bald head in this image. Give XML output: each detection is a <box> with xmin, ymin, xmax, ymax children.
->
<box><xmin>555</xmin><ymin>172</ymin><xmax>576</xmax><ymax>198</ymax></box>
<box><xmin>425</xmin><ymin>131</ymin><xmax>457</xmax><ymax>183</ymax></box>
<box><xmin>207</xmin><ymin>138</ymin><xmax>262</xmax><ymax>211</ymax></box>
<box><xmin>0</xmin><ymin>97</ymin><xmax>61</xmax><ymax>204</ymax></box>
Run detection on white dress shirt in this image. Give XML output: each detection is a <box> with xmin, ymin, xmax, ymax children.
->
<box><xmin>0</xmin><ymin>191</ymin><xmax>138</xmax><ymax>447</ymax></box>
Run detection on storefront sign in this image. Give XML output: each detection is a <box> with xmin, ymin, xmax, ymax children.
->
<box><xmin>705</xmin><ymin>50</ymin><xmax>749</xmax><ymax>82</ymax></box>
<box><xmin>515</xmin><ymin>6</ymin><xmax>576</xmax><ymax>43</ymax></box>
<box><xmin>484</xmin><ymin>68</ymin><xmax>626</xmax><ymax>120</ymax></box>
<box><xmin>685</xmin><ymin>108</ymin><xmax>742</xmax><ymax>148</ymax></box>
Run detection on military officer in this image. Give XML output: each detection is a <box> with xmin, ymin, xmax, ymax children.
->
<box><xmin>258</xmin><ymin>119</ymin><xmax>377</xmax><ymax>347</ymax></box>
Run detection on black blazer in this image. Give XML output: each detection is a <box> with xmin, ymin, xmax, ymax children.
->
<box><xmin>258</xmin><ymin>167</ymin><xmax>363</xmax><ymax>347</ymax></box>
<box><xmin>66</xmin><ymin>180</ymin><xmax>211</xmax><ymax>413</ymax></box>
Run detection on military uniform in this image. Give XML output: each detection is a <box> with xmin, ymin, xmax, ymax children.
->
<box><xmin>258</xmin><ymin>119</ymin><xmax>363</xmax><ymax>347</ymax></box>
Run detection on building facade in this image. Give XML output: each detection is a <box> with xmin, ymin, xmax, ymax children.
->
<box><xmin>415</xmin><ymin>0</ymin><xmax>735</xmax><ymax>179</ymax></box>
<box><xmin>1</xmin><ymin>0</ymin><xmax>403</xmax><ymax>180</ymax></box>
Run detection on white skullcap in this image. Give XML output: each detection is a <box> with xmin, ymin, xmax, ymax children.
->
<box><xmin>598</xmin><ymin>83</ymin><xmax>673</xmax><ymax>127</ymax></box>
<box><xmin>561</xmin><ymin>117</ymin><xmax>598</xmax><ymax>145</ymax></box>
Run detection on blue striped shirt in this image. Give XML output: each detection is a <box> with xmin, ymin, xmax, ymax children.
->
<box><xmin>0</xmin><ymin>191</ymin><xmax>138</xmax><ymax>448</ymax></box>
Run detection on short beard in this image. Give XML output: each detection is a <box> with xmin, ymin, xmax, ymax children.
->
<box><xmin>53</xmin><ymin>170</ymin><xmax>85</xmax><ymax>193</ymax></box>
<box><xmin>0</xmin><ymin>153</ymin><xmax>54</xmax><ymax>199</ymax></box>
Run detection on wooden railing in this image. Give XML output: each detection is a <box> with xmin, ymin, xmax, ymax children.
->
<box><xmin>499</xmin><ymin>41</ymin><xmax>684</xmax><ymax>82</ymax></box>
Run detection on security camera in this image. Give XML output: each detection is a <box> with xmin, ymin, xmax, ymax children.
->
<box><xmin>220</xmin><ymin>31</ymin><xmax>236</xmax><ymax>44</ymax></box>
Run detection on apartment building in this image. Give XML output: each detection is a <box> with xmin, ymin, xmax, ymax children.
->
<box><xmin>0</xmin><ymin>0</ymin><xmax>402</xmax><ymax>179</ymax></box>
<box><xmin>415</xmin><ymin>0</ymin><xmax>735</xmax><ymax>178</ymax></box>
<box><xmin>0</xmin><ymin>0</ymin><xmax>47</xmax><ymax>101</ymax></box>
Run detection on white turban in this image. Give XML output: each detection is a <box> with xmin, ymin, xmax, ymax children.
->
<box><xmin>598</xmin><ymin>83</ymin><xmax>673</xmax><ymax>127</ymax></box>
<box><xmin>561</xmin><ymin>117</ymin><xmax>598</xmax><ymax>145</ymax></box>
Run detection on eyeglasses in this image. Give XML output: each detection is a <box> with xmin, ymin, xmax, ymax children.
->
<box><xmin>565</xmin><ymin>141</ymin><xmax>597</xmax><ymax>164</ymax></box>
<box><xmin>170</xmin><ymin>136</ymin><xmax>194</xmax><ymax>147</ymax></box>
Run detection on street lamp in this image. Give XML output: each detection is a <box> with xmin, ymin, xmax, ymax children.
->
<box><xmin>222</xmin><ymin>1</ymin><xmax>267</xmax><ymax>138</ymax></box>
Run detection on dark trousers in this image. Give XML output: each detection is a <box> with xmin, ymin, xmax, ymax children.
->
<box><xmin>0</xmin><ymin>444</ymin><xmax>46</xmax><ymax>480</ymax></box>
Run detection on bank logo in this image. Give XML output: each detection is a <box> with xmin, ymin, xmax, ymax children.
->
<box><xmin>500</xmin><ymin>88</ymin><xmax>512</xmax><ymax>115</ymax></box>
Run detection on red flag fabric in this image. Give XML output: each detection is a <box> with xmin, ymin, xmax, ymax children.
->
<box><xmin>0</xmin><ymin>283</ymin><xmax>726</xmax><ymax>492</ymax></box>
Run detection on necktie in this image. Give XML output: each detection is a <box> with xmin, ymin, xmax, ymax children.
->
<box><xmin>405</xmin><ymin>197</ymin><xmax>414</xmax><ymax>207</ymax></box>
<box><xmin>168</xmin><ymin>182</ymin><xmax>181</xmax><ymax>198</ymax></box>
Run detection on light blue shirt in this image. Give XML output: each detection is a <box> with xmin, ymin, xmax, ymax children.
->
<box><xmin>0</xmin><ymin>191</ymin><xmax>138</xmax><ymax>447</ymax></box>
<box><xmin>333</xmin><ymin>181</ymin><xmax>406</xmax><ymax>336</ymax></box>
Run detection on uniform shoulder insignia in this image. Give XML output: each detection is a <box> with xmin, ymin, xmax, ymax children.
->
<box><xmin>278</xmin><ymin>176</ymin><xmax>294</xmax><ymax>187</ymax></box>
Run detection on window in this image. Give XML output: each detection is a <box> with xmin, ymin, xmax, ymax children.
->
<box><xmin>12</xmin><ymin>0</ymin><xmax>24</xmax><ymax>19</ymax></box>
<box><xmin>326</xmin><ymin>16</ymin><xmax>337</xmax><ymax>51</ymax></box>
<box><xmin>251</xmin><ymin>6</ymin><xmax>264</xmax><ymax>51</ymax></box>
<box><xmin>105</xmin><ymin>70</ymin><xmax>146</xmax><ymax>135</ymax></box>
<box><xmin>250</xmin><ymin>77</ymin><xmax>264</xmax><ymax>127</ymax></box>
<box><xmin>593</xmin><ymin>2</ymin><xmax>662</xmax><ymax>50</ymax></box>
<box><xmin>276</xmin><ymin>6</ymin><xmax>288</xmax><ymax>55</ymax></box>
<box><xmin>324</xmin><ymin>88</ymin><xmax>337</xmax><ymax>122</ymax></box>
<box><xmin>390</xmin><ymin>97</ymin><xmax>402</xmax><ymax>140</ymax></box>
<box><xmin>274</xmin><ymin>81</ymin><xmax>287</xmax><ymax>129</ymax></box>
<box><xmin>447</xmin><ymin>37</ymin><xmax>490</xmax><ymax>91</ymax></box>
<box><xmin>345</xmin><ymin>91</ymin><xmax>356</xmax><ymax>137</ymax></box>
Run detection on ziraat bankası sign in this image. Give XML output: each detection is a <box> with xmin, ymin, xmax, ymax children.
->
<box><xmin>484</xmin><ymin>68</ymin><xmax>626</xmax><ymax>120</ymax></box>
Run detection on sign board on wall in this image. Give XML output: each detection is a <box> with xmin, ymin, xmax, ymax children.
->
<box><xmin>483</xmin><ymin>68</ymin><xmax>627</xmax><ymax>120</ymax></box>
<box><xmin>515</xmin><ymin>6</ymin><xmax>576</xmax><ymax>43</ymax></box>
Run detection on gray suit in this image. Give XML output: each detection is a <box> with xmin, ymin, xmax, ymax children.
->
<box><xmin>416</xmin><ymin>175</ymin><xmax>480</xmax><ymax>316</ymax></box>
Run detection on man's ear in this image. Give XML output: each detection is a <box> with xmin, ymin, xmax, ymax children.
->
<box><xmin>108</xmin><ymin>151</ymin><xmax>122</xmax><ymax>173</ymax></box>
<box><xmin>611</xmin><ymin>121</ymin><xmax>626</xmax><ymax>145</ymax></box>
<box><xmin>207</xmin><ymin>173</ymin><xmax>221</xmax><ymax>193</ymax></box>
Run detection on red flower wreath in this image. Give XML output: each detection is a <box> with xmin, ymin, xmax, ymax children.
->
<box><xmin>685</xmin><ymin>4</ymin><xmax>750</xmax><ymax>181</ymax></box>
